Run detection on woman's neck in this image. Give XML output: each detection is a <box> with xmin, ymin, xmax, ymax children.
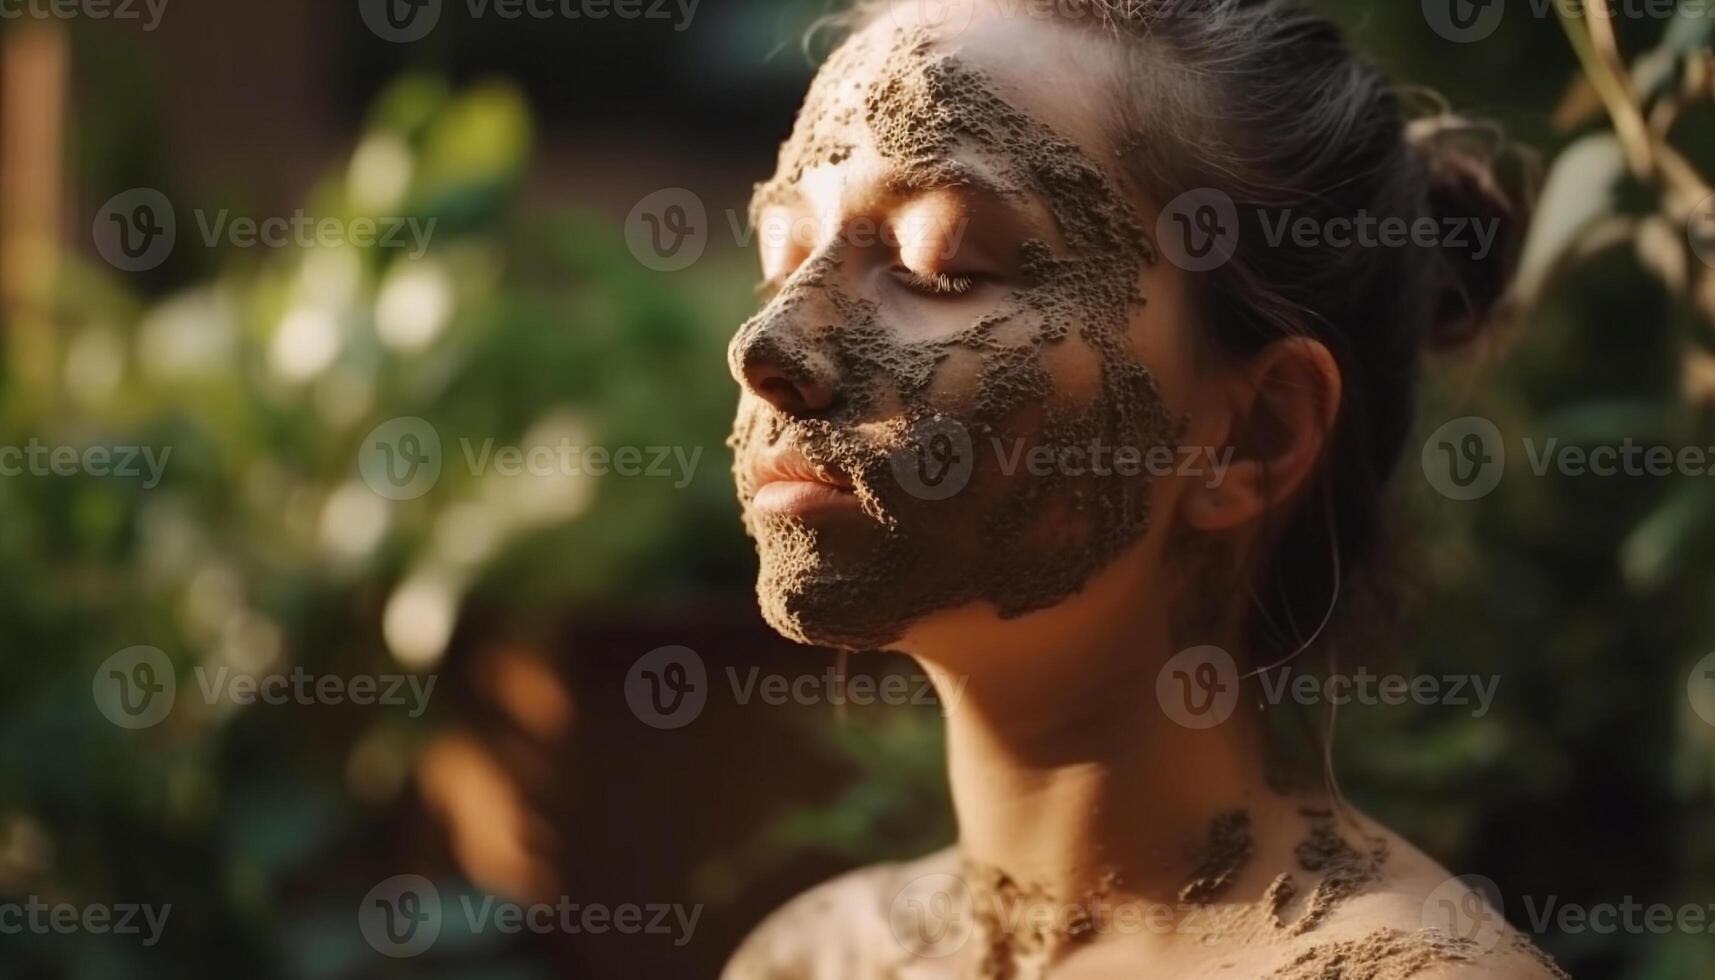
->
<box><xmin>905</xmin><ymin>558</ymin><xmax>1289</xmax><ymax>906</ymax></box>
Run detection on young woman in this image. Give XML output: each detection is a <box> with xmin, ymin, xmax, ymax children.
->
<box><xmin>722</xmin><ymin>1</ymin><xmax>1564</xmax><ymax>976</ymax></box>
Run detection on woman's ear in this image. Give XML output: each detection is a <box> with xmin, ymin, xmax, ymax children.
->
<box><xmin>1182</xmin><ymin>337</ymin><xmax>1342</xmax><ymax>532</ymax></box>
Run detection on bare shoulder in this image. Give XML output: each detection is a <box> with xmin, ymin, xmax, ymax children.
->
<box><xmin>721</xmin><ymin>847</ymin><xmax>959</xmax><ymax>980</ymax></box>
<box><xmin>1260</xmin><ymin>811</ymin><xmax>1568</xmax><ymax>980</ymax></box>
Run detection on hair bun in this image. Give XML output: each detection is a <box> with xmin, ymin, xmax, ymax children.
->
<box><xmin>1406</xmin><ymin>113</ymin><xmax>1534</xmax><ymax>350</ymax></box>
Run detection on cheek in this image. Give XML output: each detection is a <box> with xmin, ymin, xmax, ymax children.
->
<box><xmin>1123</xmin><ymin>264</ymin><xmax>1201</xmax><ymax>414</ymax></box>
<box><xmin>1037</xmin><ymin>341</ymin><xmax>1103</xmax><ymax>413</ymax></box>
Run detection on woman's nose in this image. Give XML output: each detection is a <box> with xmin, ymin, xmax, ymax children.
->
<box><xmin>729</xmin><ymin>306</ymin><xmax>838</xmax><ymax>416</ymax></box>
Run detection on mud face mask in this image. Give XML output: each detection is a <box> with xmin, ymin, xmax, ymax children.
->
<box><xmin>728</xmin><ymin>26</ymin><xmax>1184</xmax><ymax>651</ymax></box>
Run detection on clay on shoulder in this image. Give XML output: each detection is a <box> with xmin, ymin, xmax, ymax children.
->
<box><xmin>721</xmin><ymin>848</ymin><xmax>960</xmax><ymax>980</ymax></box>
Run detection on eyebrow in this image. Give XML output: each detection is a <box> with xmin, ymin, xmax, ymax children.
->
<box><xmin>750</xmin><ymin>158</ymin><xmax>1021</xmax><ymax>219</ymax></box>
<box><xmin>878</xmin><ymin>160</ymin><xmax>1014</xmax><ymax>203</ymax></box>
<box><xmin>747</xmin><ymin>158</ymin><xmax>1065</xmax><ymax>261</ymax></box>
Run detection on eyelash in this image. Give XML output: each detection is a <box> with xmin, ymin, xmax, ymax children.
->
<box><xmin>752</xmin><ymin>268</ymin><xmax>978</xmax><ymax>303</ymax></box>
<box><xmin>896</xmin><ymin>268</ymin><xmax>976</xmax><ymax>297</ymax></box>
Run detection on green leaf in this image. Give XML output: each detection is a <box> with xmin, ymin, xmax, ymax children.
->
<box><xmin>413</xmin><ymin>81</ymin><xmax>534</xmax><ymax>225</ymax></box>
<box><xmin>1513</xmin><ymin>133</ymin><xmax>1628</xmax><ymax>306</ymax></box>
<box><xmin>367</xmin><ymin>73</ymin><xmax>454</xmax><ymax>139</ymax></box>
<box><xmin>1622</xmin><ymin>480</ymin><xmax>1715</xmax><ymax>592</ymax></box>
<box><xmin>1541</xmin><ymin>400</ymin><xmax>1675</xmax><ymax>445</ymax></box>
<box><xmin>1632</xmin><ymin>2</ymin><xmax>1715</xmax><ymax>103</ymax></box>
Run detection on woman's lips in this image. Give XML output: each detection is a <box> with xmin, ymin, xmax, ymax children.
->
<box><xmin>751</xmin><ymin>479</ymin><xmax>861</xmax><ymax>516</ymax></box>
<box><xmin>748</xmin><ymin>451</ymin><xmax>861</xmax><ymax>517</ymax></box>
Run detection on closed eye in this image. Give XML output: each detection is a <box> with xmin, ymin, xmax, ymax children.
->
<box><xmin>894</xmin><ymin>267</ymin><xmax>977</xmax><ymax>297</ymax></box>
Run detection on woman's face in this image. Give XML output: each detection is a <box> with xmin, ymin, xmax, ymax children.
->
<box><xmin>728</xmin><ymin>8</ymin><xmax>1208</xmax><ymax>652</ymax></box>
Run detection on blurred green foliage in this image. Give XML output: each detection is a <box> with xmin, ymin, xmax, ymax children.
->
<box><xmin>0</xmin><ymin>73</ymin><xmax>752</xmax><ymax>977</ymax></box>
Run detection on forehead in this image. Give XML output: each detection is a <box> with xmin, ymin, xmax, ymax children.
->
<box><xmin>762</xmin><ymin>9</ymin><xmax>1118</xmax><ymax>196</ymax></box>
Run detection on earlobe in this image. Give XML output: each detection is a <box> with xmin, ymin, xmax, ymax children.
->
<box><xmin>1179</xmin><ymin>337</ymin><xmax>1342</xmax><ymax>534</ymax></box>
<box><xmin>1183</xmin><ymin>457</ymin><xmax>1269</xmax><ymax>531</ymax></box>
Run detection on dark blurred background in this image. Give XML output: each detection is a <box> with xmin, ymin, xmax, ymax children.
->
<box><xmin>1</xmin><ymin>0</ymin><xmax>1713</xmax><ymax>977</ymax></box>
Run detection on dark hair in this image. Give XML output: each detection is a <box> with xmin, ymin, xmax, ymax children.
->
<box><xmin>849</xmin><ymin>0</ymin><xmax>1535</xmax><ymax>663</ymax></box>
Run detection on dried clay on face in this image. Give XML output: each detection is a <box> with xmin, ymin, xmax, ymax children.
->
<box><xmin>730</xmin><ymin>26</ymin><xmax>1183</xmax><ymax>650</ymax></box>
